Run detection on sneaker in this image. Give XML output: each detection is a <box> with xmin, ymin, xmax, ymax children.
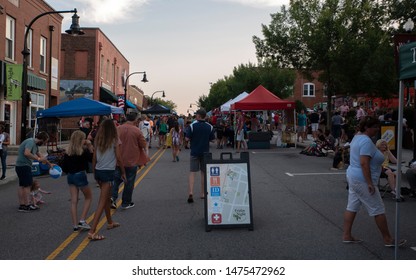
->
<box><xmin>121</xmin><ymin>202</ymin><xmax>135</xmax><ymax>210</ymax></box>
<box><xmin>78</xmin><ymin>221</ymin><xmax>91</xmax><ymax>230</ymax></box>
<box><xmin>18</xmin><ymin>205</ymin><xmax>29</xmax><ymax>212</ymax></box>
<box><xmin>73</xmin><ymin>227</ymin><xmax>79</xmax><ymax>232</ymax></box>
<box><xmin>28</xmin><ymin>205</ymin><xmax>39</xmax><ymax>211</ymax></box>
<box><xmin>187</xmin><ymin>194</ymin><xmax>194</xmax><ymax>203</ymax></box>
<box><xmin>110</xmin><ymin>198</ymin><xmax>117</xmax><ymax>209</ymax></box>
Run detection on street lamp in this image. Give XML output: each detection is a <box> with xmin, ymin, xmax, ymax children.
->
<box><xmin>150</xmin><ymin>90</ymin><xmax>165</xmax><ymax>105</ymax></box>
<box><xmin>123</xmin><ymin>71</ymin><xmax>148</xmax><ymax>114</ymax></box>
<box><xmin>21</xmin><ymin>9</ymin><xmax>84</xmax><ymax>141</ymax></box>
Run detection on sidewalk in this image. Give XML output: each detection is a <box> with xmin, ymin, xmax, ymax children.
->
<box><xmin>0</xmin><ymin>144</ymin><xmax>63</xmax><ymax>186</ymax></box>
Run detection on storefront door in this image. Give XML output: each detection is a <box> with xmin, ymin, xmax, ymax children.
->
<box><xmin>1</xmin><ymin>102</ymin><xmax>16</xmax><ymax>145</ymax></box>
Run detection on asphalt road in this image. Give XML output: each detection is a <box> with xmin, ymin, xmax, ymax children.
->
<box><xmin>0</xmin><ymin>142</ymin><xmax>415</xmax><ymax>260</ymax></box>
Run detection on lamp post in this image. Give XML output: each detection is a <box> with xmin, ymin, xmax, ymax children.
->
<box><xmin>123</xmin><ymin>71</ymin><xmax>148</xmax><ymax>114</ymax></box>
<box><xmin>150</xmin><ymin>90</ymin><xmax>165</xmax><ymax>106</ymax></box>
<box><xmin>21</xmin><ymin>9</ymin><xmax>84</xmax><ymax>142</ymax></box>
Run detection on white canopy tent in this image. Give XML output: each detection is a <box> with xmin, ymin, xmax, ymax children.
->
<box><xmin>220</xmin><ymin>91</ymin><xmax>249</xmax><ymax>113</ymax></box>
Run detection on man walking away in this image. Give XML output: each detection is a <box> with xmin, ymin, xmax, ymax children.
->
<box><xmin>111</xmin><ymin>113</ymin><xmax>147</xmax><ymax>210</ymax></box>
<box><xmin>185</xmin><ymin>109</ymin><xmax>215</xmax><ymax>203</ymax></box>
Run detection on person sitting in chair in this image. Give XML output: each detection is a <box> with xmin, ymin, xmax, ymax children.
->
<box><xmin>405</xmin><ymin>161</ymin><xmax>416</xmax><ymax>198</ymax></box>
<box><xmin>376</xmin><ymin>139</ymin><xmax>400</xmax><ymax>197</ymax></box>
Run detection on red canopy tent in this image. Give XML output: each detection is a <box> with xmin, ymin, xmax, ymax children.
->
<box><xmin>230</xmin><ymin>85</ymin><xmax>295</xmax><ymax>110</ymax></box>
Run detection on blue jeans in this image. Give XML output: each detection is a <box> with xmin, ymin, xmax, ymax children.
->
<box><xmin>0</xmin><ymin>149</ymin><xmax>7</xmax><ymax>177</ymax></box>
<box><xmin>112</xmin><ymin>166</ymin><xmax>138</xmax><ymax>207</ymax></box>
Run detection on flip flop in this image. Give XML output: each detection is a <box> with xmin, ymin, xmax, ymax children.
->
<box><xmin>107</xmin><ymin>222</ymin><xmax>120</xmax><ymax>230</ymax></box>
<box><xmin>342</xmin><ymin>238</ymin><xmax>363</xmax><ymax>244</ymax></box>
<box><xmin>88</xmin><ymin>232</ymin><xmax>105</xmax><ymax>241</ymax></box>
<box><xmin>384</xmin><ymin>239</ymin><xmax>407</xmax><ymax>247</ymax></box>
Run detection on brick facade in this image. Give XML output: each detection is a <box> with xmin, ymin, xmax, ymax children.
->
<box><xmin>286</xmin><ymin>71</ymin><xmax>327</xmax><ymax>110</ymax></box>
<box><xmin>60</xmin><ymin>28</ymin><xmax>137</xmax><ymax>132</ymax></box>
<box><xmin>0</xmin><ymin>0</ymin><xmax>63</xmax><ymax>144</ymax></box>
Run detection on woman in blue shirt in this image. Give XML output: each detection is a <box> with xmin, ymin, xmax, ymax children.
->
<box><xmin>343</xmin><ymin>116</ymin><xmax>406</xmax><ymax>247</ymax></box>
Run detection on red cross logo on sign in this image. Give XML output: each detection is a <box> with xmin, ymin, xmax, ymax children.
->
<box><xmin>211</xmin><ymin>213</ymin><xmax>222</xmax><ymax>224</ymax></box>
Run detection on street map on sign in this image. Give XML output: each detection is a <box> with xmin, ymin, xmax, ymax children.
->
<box><xmin>207</xmin><ymin>163</ymin><xmax>251</xmax><ymax>225</ymax></box>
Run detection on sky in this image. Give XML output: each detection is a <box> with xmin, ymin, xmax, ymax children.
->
<box><xmin>45</xmin><ymin>0</ymin><xmax>290</xmax><ymax>114</ymax></box>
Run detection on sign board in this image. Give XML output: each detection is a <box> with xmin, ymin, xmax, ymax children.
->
<box><xmin>399</xmin><ymin>41</ymin><xmax>416</xmax><ymax>80</ymax></box>
<box><xmin>203</xmin><ymin>152</ymin><xmax>253</xmax><ymax>231</ymax></box>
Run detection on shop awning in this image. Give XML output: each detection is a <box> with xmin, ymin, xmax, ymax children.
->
<box><xmin>28</xmin><ymin>72</ymin><xmax>46</xmax><ymax>90</ymax></box>
<box><xmin>126</xmin><ymin>100</ymin><xmax>138</xmax><ymax>111</ymax></box>
<box><xmin>99</xmin><ymin>87</ymin><xmax>118</xmax><ymax>103</ymax></box>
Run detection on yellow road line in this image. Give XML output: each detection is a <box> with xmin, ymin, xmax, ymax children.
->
<box><xmin>67</xmin><ymin>149</ymin><xmax>166</xmax><ymax>260</ymax></box>
<box><xmin>45</xmin><ymin>148</ymin><xmax>165</xmax><ymax>260</ymax></box>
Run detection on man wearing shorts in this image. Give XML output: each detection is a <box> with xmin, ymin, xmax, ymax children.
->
<box><xmin>185</xmin><ymin>109</ymin><xmax>215</xmax><ymax>203</ymax></box>
<box><xmin>309</xmin><ymin>110</ymin><xmax>320</xmax><ymax>140</ymax></box>
<box><xmin>15</xmin><ymin>132</ymin><xmax>50</xmax><ymax>212</ymax></box>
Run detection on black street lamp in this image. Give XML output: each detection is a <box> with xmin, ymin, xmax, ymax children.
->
<box><xmin>150</xmin><ymin>90</ymin><xmax>165</xmax><ymax>105</ymax></box>
<box><xmin>21</xmin><ymin>9</ymin><xmax>84</xmax><ymax>141</ymax></box>
<box><xmin>123</xmin><ymin>71</ymin><xmax>148</xmax><ymax>114</ymax></box>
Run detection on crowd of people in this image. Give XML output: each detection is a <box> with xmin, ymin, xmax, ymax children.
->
<box><xmin>13</xmin><ymin>103</ymin><xmax>416</xmax><ymax>246</ymax></box>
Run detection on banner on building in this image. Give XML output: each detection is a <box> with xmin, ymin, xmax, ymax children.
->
<box><xmin>118</xmin><ymin>95</ymin><xmax>125</xmax><ymax>109</ymax></box>
<box><xmin>5</xmin><ymin>64</ymin><xmax>22</xmax><ymax>100</ymax></box>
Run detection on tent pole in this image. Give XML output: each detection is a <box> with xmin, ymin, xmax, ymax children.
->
<box><xmin>394</xmin><ymin>80</ymin><xmax>405</xmax><ymax>259</ymax></box>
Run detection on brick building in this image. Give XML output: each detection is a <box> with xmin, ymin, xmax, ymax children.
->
<box><xmin>60</xmin><ymin>27</ymin><xmax>143</xmax><ymax>133</ymax></box>
<box><xmin>0</xmin><ymin>0</ymin><xmax>64</xmax><ymax>144</ymax></box>
<box><xmin>287</xmin><ymin>71</ymin><xmax>328</xmax><ymax>110</ymax></box>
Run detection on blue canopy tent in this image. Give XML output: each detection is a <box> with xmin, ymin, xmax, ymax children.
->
<box><xmin>35</xmin><ymin>98</ymin><xmax>124</xmax><ymax>149</ymax></box>
<box><xmin>36</xmin><ymin>97</ymin><xmax>124</xmax><ymax>118</ymax></box>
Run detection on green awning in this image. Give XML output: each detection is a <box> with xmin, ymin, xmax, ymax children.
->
<box><xmin>28</xmin><ymin>72</ymin><xmax>46</xmax><ymax>90</ymax></box>
<box><xmin>100</xmin><ymin>87</ymin><xmax>118</xmax><ymax>103</ymax></box>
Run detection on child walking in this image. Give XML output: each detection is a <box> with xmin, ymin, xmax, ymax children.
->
<box><xmin>62</xmin><ymin>130</ymin><xmax>94</xmax><ymax>232</ymax></box>
<box><xmin>30</xmin><ymin>180</ymin><xmax>51</xmax><ymax>208</ymax></box>
<box><xmin>170</xmin><ymin>122</ymin><xmax>182</xmax><ymax>162</ymax></box>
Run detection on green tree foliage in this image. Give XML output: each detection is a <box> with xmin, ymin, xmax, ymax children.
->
<box><xmin>252</xmin><ymin>0</ymin><xmax>402</xmax><ymax>126</ymax></box>
<box><xmin>147</xmin><ymin>96</ymin><xmax>177</xmax><ymax>112</ymax></box>
<box><xmin>200</xmin><ymin>63</ymin><xmax>296</xmax><ymax>112</ymax></box>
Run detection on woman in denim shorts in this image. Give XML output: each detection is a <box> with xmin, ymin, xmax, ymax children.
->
<box><xmin>88</xmin><ymin>119</ymin><xmax>126</xmax><ymax>241</ymax></box>
<box><xmin>62</xmin><ymin>130</ymin><xmax>94</xmax><ymax>232</ymax></box>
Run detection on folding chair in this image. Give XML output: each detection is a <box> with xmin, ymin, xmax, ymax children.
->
<box><xmin>378</xmin><ymin>172</ymin><xmax>390</xmax><ymax>198</ymax></box>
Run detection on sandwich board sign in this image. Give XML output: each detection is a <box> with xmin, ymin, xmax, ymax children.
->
<box><xmin>203</xmin><ymin>152</ymin><xmax>254</xmax><ymax>231</ymax></box>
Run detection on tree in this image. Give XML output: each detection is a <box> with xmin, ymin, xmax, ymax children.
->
<box><xmin>253</xmin><ymin>0</ymin><xmax>397</xmax><ymax>127</ymax></box>
<box><xmin>145</xmin><ymin>96</ymin><xmax>177</xmax><ymax>112</ymax></box>
<box><xmin>201</xmin><ymin>63</ymin><xmax>296</xmax><ymax>112</ymax></box>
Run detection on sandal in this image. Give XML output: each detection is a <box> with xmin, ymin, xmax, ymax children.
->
<box><xmin>342</xmin><ymin>238</ymin><xmax>363</xmax><ymax>244</ymax></box>
<box><xmin>107</xmin><ymin>222</ymin><xmax>120</xmax><ymax>230</ymax></box>
<box><xmin>88</xmin><ymin>232</ymin><xmax>105</xmax><ymax>241</ymax></box>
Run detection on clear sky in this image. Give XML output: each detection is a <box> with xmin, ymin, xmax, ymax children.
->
<box><xmin>46</xmin><ymin>0</ymin><xmax>289</xmax><ymax>114</ymax></box>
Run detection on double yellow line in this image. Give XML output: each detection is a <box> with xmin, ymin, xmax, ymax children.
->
<box><xmin>46</xmin><ymin>148</ymin><xmax>166</xmax><ymax>260</ymax></box>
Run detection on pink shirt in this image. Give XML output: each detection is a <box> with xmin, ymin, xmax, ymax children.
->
<box><xmin>117</xmin><ymin>122</ymin><xmax>147</xmax><ymax>167</ymax></box>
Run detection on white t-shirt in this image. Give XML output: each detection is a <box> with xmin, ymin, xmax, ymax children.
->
<box><xmin>139</xmin><ymin>121</ymin><xmax>151</xmax><ymax>139</ymax></box>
